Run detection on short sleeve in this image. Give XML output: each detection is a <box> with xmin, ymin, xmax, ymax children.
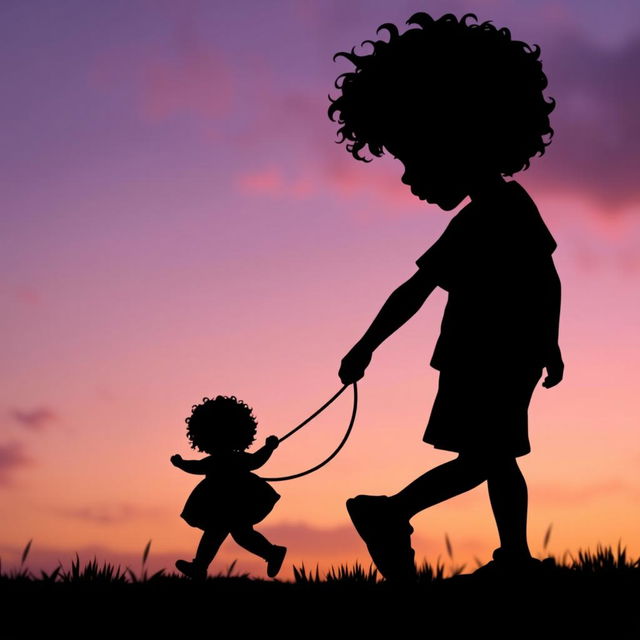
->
<box><xmin>417</xmin><ymin>219</ymin><xmax>456</xmax><ymax>267</ymax></box>
<box><xmin>506</xmin><ymin>182</ymin><xmax>557</xmax><ymax>257</ymax></box>
<box><xmin>415</xmin><ymin>216</ymin><xmax>463</xmax><ymax>289</ymax></box>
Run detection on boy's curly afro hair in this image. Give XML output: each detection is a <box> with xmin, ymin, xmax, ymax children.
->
<box><xmin>185</xmin><ymin>395</ymin><xmax>257</xmax><ymax>454</ymax></box>
<box><xmin>328</xmin><ymin>12</ymin><xmax>555</xmax><ymax>176</ymax></box>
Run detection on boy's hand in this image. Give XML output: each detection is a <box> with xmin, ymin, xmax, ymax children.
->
<box><xmin>265</xmin><ymin>435</ymin><xmax>279</xmax><ymax>449</ymax></box>
<box><xmin>542</xmin><ymin>346</ymin><xmax>564</xmax><ymax>388</ymax></box>
<box><xmin>170</xmin><ymin>454</ymin><xmax>183</xmax><ymax>467</ymax></box>
<box><xmin>339</xmin><ymin>344</ymin><xmax>372</xmax><ymax>385</ymax></box>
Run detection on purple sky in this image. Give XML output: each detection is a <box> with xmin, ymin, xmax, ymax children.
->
<box><xmin>2</xmin><ymin>0</ymin><xmax>640</xmax><ymax>576</ymax></box>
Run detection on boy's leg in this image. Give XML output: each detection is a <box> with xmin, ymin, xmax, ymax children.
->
<box><xmin>473</xmin><ymin>456</ymin><xmax>553</xmax><ymax>576</ymax></box>
<box><xmin>390</xmin><ymin>454</ymin><xmax>489</xmax><ymax>518</ymax></box>
<box><xmin>486</xmin><ymin>457</ymin><xmax>530</xmax><ymax>556</ymax></box>
<box><xmin>348</xmin><ymin>454</ymin><xmax>489</xmax><ymax>582</ymax></box>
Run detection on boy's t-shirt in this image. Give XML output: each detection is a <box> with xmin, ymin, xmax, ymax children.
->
<box><xmin>416</xmin><ymin>180</ymin><xmax>557</xmax><ymax>371</ymax></box>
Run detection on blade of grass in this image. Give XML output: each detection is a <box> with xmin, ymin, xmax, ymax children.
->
<box><xmin>543</xmin><ymin>523</ymin><xmax>553</xmax><ymax>551</ymax></box>
<box><xmin>21</xmin><ymin>539</ymin><xmax>33</xmax><ymax>565</ymax></box>
<box><xmin>444</xmin><ymin>533</ymin><xmax>453</xmax><ymax>559</ymax></box>
<box><xmin>142</xmin><ymin>540</ymin><xmax>151</xmax><ymax>567</ymax></box>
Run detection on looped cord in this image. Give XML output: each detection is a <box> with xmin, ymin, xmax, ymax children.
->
<box><xmin>259</xmin><ymin>382</ymin><xmax>358</xmax><ymax>482</ymax></box>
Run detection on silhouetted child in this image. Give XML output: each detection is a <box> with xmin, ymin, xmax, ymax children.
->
<box><xmin>328</xmin><ymin>12</ymin><xmax>563</xmax><ymax>581</ymax></box>
<box><xmin>171</xmin><ymin>394</ymin><xmax>286</xmax><ymax>579</ymax></box>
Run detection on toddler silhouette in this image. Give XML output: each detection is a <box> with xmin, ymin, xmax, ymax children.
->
<box><xmin>329</xmin><ymin>12</ymin><xmax>563</xmax><ymax>581</ymax></box>
<box><xmin>171</xmin><ymin>395</ymin><xmax>286</xmax><ymax>579</ymax></box>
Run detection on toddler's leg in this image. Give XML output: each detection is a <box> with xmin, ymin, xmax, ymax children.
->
<box><xmin>230</xmin><ymin>526</ymin><xmax>274</xmax><ymax>560</ymax></box>
<box><xmin>231</xmin><ymin>526</ymin><xmax>286</xmax><ymax>578</ymax></box>
<box><xmin>486</xmin><ymin>457</ymin><xmax>530</xmax><ymax>556</ymax></box>
<box><xmin>195</xmin><ymin>527</ymin><xmax>228</xmax><ymax>568</ymax></box>
<box><xmin>175</xmin><ymin>527</ymin><xmax>228</xmax><ymax>579</ymax></box>
<box><xmin>390</xmin><ymin>454</ymin><xmax>489</xmax><ymax>519</ymax></box>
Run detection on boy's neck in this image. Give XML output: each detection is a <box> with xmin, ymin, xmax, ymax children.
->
<box><xmin>467</xmin><ymin>174</ymin><xmax>507</xmax><ymax>204</ymax></box>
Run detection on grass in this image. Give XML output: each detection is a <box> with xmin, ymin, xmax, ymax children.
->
<box><xmin>2</xmin><ymin>536</ymin><xmax>639</xmax><ymax>636</ymax></box>
<box><xmin>3</xmin><ymin>530</ymin><xmax>639</xmax><ymax>584</ymax></box>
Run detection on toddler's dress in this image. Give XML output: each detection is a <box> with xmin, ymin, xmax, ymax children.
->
<box><xmin>180</xmin><ymin>451</ymin><xmax>280</xmax><ymax>530</ymax></box>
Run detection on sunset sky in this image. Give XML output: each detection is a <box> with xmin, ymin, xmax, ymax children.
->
<box><xmin>2</xmin><ymin>0</ymin><xmax>639</xmax><ymax>579</ymax></box>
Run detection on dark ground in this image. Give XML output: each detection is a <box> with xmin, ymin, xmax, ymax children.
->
<box><xmin>3</xmin><ymin>567</ymin><xmax>639</xmax><ymax>638</ymax></box>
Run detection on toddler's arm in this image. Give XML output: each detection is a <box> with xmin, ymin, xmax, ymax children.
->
<box><xmin>339</xmin><ymin>268</ymin><xmax>437</xmax><ymax>384</ymax></box>
<box><xmin>170</xmin><ymin>454</ymin><xmax>208</xmax><ymax>474</ymax></box>
<box><xmin>244</xmin><ymin>436</ymin><xmax>279</xmax><ymax>470</ymax></box>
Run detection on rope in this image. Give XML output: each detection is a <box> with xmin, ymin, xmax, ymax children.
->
<box><xmin>259</xmin><ymin>381</ymin><xmax>358</xmax><ymax>482</ymax></box>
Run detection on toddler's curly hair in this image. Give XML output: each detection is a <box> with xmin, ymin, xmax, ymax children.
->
<box><xmin>185</xmin><ymin>395</ymin><xmax>257</xmax><ymax>454</ymax></box>
<box><xmin>328</xmin><ymin>12</ymin><xmax>555</xmax><ymax>176</ymax></box>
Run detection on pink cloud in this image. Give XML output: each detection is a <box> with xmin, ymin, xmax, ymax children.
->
<box><xmin>616</xmin><ymin>249</ymin><xmax>640</xmax><ymax>274</ymax></box>
<box><xmin>0</xmin><ymin>284</ymin><xmax>42</xmax><ymax>307</ymax></box>
<box><xmin>89</xmin><ymin>21</ymin><xmax>233</xmax><ymax>124</ymax></box>
<box><xmin>259</xmin><ymin>522</ymin><xmax>363</xmax><ymax>556</ymax></box>
<box><xmin>141</xmin><ymin>44</ymin><xmax>233</xmax><ymax>123</ymax></box>
<box><xmin>235</xmin><ymin>167</ymin><xmax>314</xmax><ymax>199</ymax></box>
<box><xmin>15</xmin><ymin>285</ymin><xmax>42</xmax><ymax>306</ymax></box>
<box><xmin>531</xmin><ymin>31</ymin><xmax>640</xmax><ymax>210</ymax></box>
<box><xmin>0</xmin><ymin>442</ymin><xmax>33</xmax><ymax>485</ymax></box>
<box><xmin>320</xmin><ymin>151</ymin><xmax>420</xmax><ymax>209</ymax></box>
<box><xmin>9</xmin><ymin>406</ymin><xmax>57</xmax><ymax>431</ymax></box>
<box><xmin>531</xmin><ymin>479</ymin><xmax>640</xmax><ymax>505</ymax></box>
<box><xmin>54</xmin><ymin>503</ymin><xmax>167</xmax><ymax>525</ymax></box>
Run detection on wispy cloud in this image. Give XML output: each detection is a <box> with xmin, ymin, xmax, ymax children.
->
<box><xmin>90</xmin><ymin>15</ymin><xmax>233</xmax><ymax>125</ymax></box>
<box><xmin>55</xmin><ymin>503</ymin><xmax>166</xmax><ymax>525</ymax></box>
<box><xmin>531</xmin><ymin>479</ymin><xmax>640</xmax><ymax>505</ymax></box>
<box><xmin>0</xmin><ymin>442</ymin><xmax>32</xmax><ymax>485</ymax></box>
<box><xmin>529</xmin><ymin>31</ymin><xmax>640</xmax><ymax>210</ymax></box>
<box><xmin>140</xmin><ymin>45</ymin><xmax>233</xmax><ymax>123</ymax></box>
<box><xmin>9</xmin><ymin>406</ymin><xmax>57</xmax><ymax>431</ymax></box>
<box><xmin>235</xmin><ymin>166</ymin><xmax>314</xmax><ymax>199</ymax></box>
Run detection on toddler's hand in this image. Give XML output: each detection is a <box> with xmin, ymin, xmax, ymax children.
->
<box><xmin>170</xmin><ymin>454</ymin><xmax>183</xmax><ymax>466</ymax></box>
<box><xmin>266</xmin><ymin>435</ymin><xmax>279</xmax><ymax>449</ymax></box>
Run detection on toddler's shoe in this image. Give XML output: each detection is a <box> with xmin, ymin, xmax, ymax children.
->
<box><xmin>346</xmin><ymin>494</ymin><xmax>416</xmax><ymax>584</ymax></box>
<box><xmin>267</xmin><ymin>545</ymin><xmax>287</xmax><ymax>578</ymax></box>
<box><xmin>175</xmin><ymin>559</ymin><xmax>207</xmax><ymax>581</ymax></box>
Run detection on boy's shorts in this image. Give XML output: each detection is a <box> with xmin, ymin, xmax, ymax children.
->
<box><xmin>423</xmin><ymin>366</ymin><xmax>543</xmax><ymax>458</ymax></box>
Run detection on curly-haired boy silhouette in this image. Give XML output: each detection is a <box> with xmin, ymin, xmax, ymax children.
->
<box><xmin>329</xmin><ymin>13</ymin><xmax>563</xmax><ymax>581</ymax></box>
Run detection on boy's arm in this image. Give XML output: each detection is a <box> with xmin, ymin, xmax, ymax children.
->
<box><xmin>170</xmin><ymin>455</ymin><xmax>209</xmax><ymax>474</ymax></box>
<box><xmin>244</xmin><ymin>436</ymin><xmax>279</xmax><ymax>470</ymax></box>
<box><xmin>540</xmin><ymin>256</ymin><xmax>564</xmax><ymax>388</ymax></box>
<box><xmin>339</xmin><ymin>269</ymin><xmax>437</xmax><ymax>384</ymax></box>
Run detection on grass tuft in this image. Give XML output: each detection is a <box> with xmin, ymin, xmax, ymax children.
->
<box><xmin>1</xmin><ymin>537</ymin><xmax>639</xmax><ymax>585</ymax></box>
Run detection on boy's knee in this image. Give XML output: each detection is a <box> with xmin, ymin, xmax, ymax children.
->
<box><xmin>458</xmin><ymin>451</ymin><xmax>517</xmax><ymax>476</ymax></box>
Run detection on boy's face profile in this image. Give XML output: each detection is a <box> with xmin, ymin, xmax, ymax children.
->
<box><xmin>384</xmin><ymin>126</ymin><xmax>487</xmax><ymax>212</ymax></box>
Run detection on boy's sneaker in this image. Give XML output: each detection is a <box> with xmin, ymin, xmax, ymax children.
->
<box><xmin>175</xmin><ymin>559</ymin><xmax>207</xmax><ymax>581</ymax></box>
<box><xmin>474</xmin><ymin>548</ymin><xmax>555</xmax><ymax>578</ymax></box>
<box><xmin>346</xmin><ymin>495</ymin><xmax>416</xmax><ymax>584</ymax></box>
<box><xmin>267</xmin><ymin>545</ymin><xmax>287</xmax><ymax>578</ymax></box>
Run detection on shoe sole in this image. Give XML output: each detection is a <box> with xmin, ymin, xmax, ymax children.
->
<box><xmin>346</xmin><ymin>497</ymin><xmax>416</xmax><ymax>583</ymax></box>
